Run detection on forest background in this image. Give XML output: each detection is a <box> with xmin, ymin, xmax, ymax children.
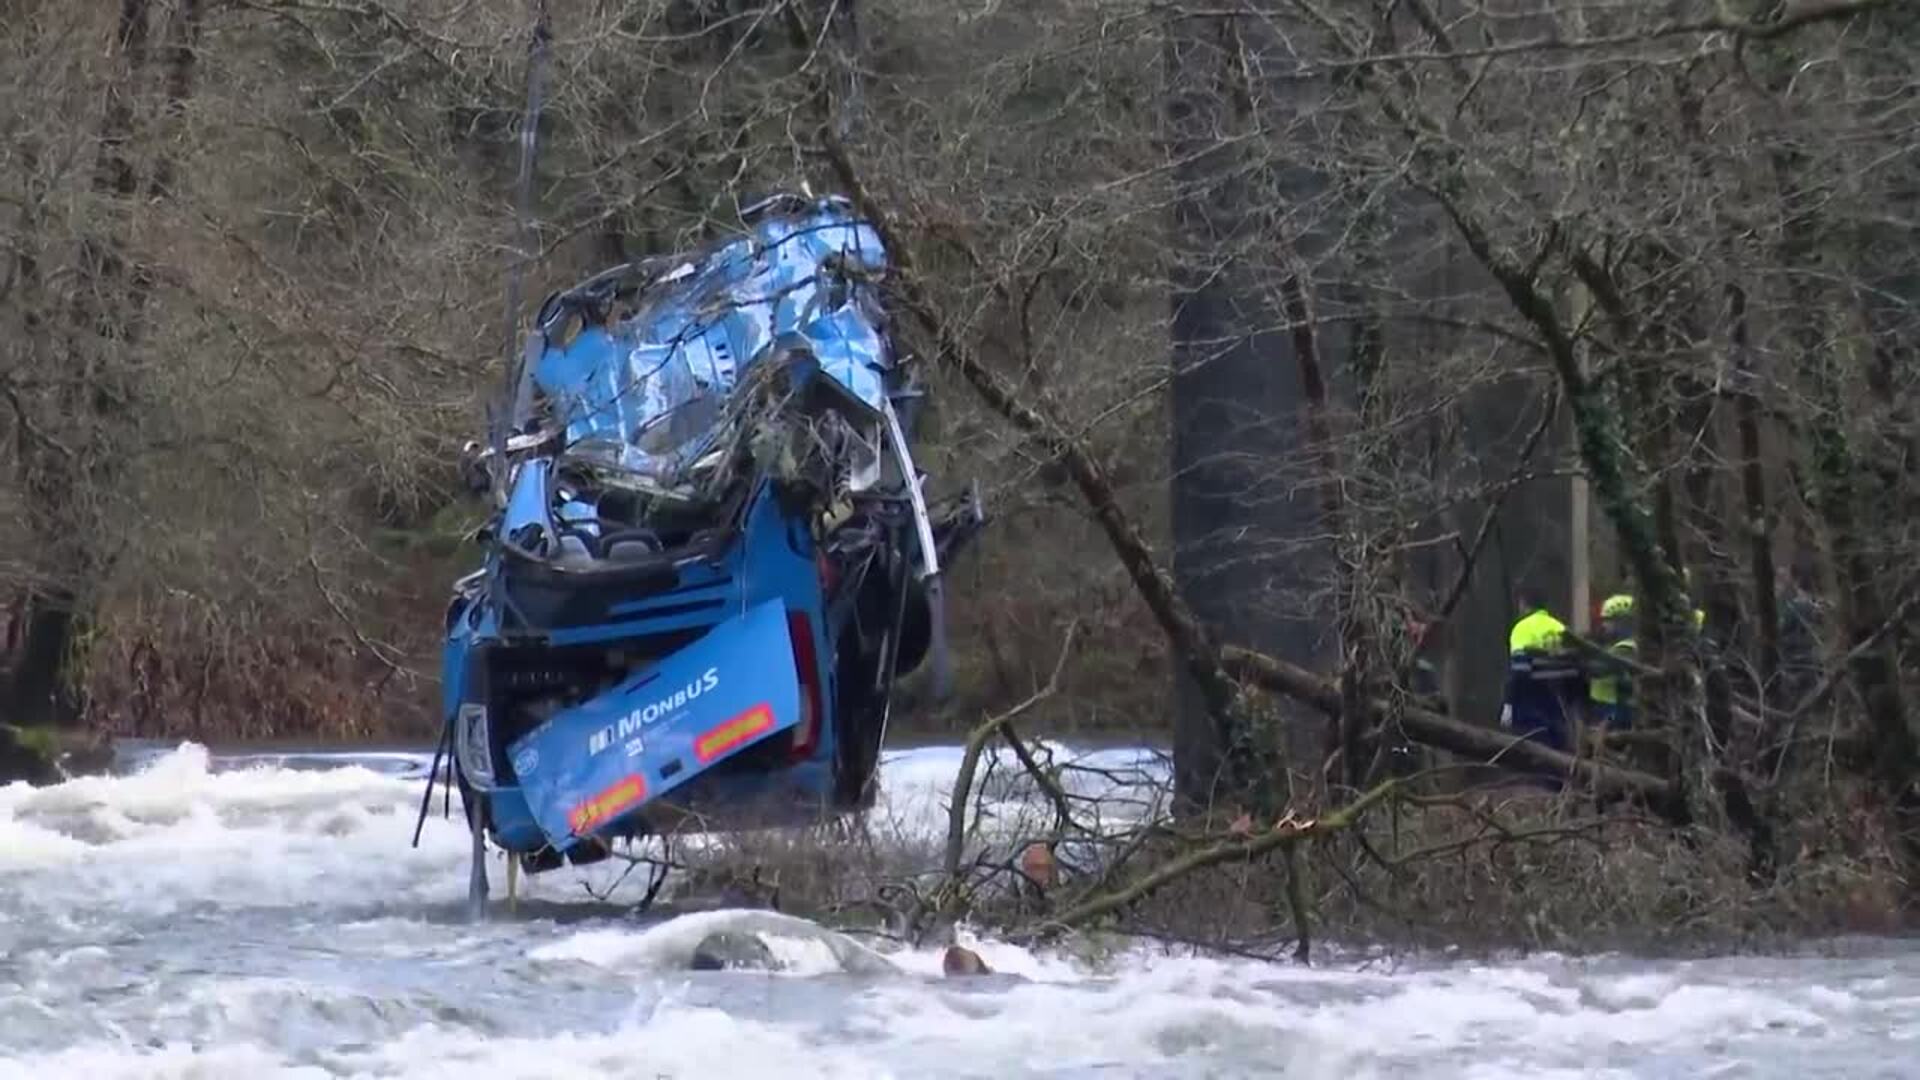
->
<box><xmin>2</xmin><ymin>0</ymin><xmax>1915</xmax><ymax>948</ymax></box>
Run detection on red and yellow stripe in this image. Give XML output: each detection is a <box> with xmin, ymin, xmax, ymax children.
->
<box><xmin>694</xmin><ymin>703</ymin><xmax>775</xmax><ymax>763</ymax></box>
<box><xmin>568</xmin><ymin>774</ymin><xmax>647</xmax><ymax>834</ymax></box>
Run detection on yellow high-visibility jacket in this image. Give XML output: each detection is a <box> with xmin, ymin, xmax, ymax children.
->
<box><xmin>1509</xmin><ymin>608</ymin><xmax>1567</xmax><ymax>654</ymax></box>
<box><xmin>1590</xmin><ymin>639</ymin><xmax>1636</xmax><ymax>704</ymax></box>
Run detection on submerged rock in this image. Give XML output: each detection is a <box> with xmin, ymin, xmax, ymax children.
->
<box><xmin>690</xmin><ymin>930</ymin><xmax>783</xmax><ymax>972</ymax></box>
<box><xmin>942</xmin><ymin>945</ymin><xmax>993</xmax><ymax>977</ymax></box>
<box><xmin>675</xmin><ymin>911</ymin><xmax>901</xmax><ymax>976</ymax></box>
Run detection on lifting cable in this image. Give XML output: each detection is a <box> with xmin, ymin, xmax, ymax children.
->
<box><xmin>488</xmin><ymin>0</ymin><xmax>553</xmax><ymax>505</ymax></box>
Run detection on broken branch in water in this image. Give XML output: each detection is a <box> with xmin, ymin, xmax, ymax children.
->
<box><xmin>1017</xmin><ymin>778</ymin><xmax>1402</xmax><ymax>949</ymax></box>
<box><xmin>591</xmin><ymin>835</ymin><xmax>680</xmax><ymax>911</ymax></box>
<box><xmin>1000</xmin><ymin>717</ymin><xmax>1075</xmax><ymax>838</ymax></box>
<box><xmin>943</xmin><ymin>620</ymin><xmax>1079</xmax><ymax>887</ymax></box>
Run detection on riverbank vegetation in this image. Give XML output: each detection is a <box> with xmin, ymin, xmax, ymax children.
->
<box><xmin>595</xmin><ymin>738</ymin><xmax>1907</xmax><ymax>960</ymax></box>
<box><xmin>2</xmin><ymin>0</ymin><xmax>1915</xmax><ymax>943</ymax></box>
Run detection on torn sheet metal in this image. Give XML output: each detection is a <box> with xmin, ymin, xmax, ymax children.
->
<box><xmin>528</xmin><ymin>197</ymin><xmax>893</xmax><ymax>491</ymax></box>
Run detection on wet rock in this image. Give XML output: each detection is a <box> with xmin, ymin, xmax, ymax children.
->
<box><xmin>942</xmin><ymin>945</ymin><xmax>992</xmax><ymax>977</ymax></box>
<box><xmin>681</xmin><ymin>910</ymin><xmax>902</xmax><ymax>976</ymax></box>
<box><xmin>690</xmin><ymin>930</ymin><xmax>783</xmax><ymax>972</ymax></box>
<box><xmin>0</xmin><ymin>724</ymin><xmax>61</xmax><ymax>786</ymax></box>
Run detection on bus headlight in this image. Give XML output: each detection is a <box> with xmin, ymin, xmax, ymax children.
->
<box><xmin>455</xmin><ymin>703</ymin><xmax>496</xmax><ymax>789</ymax></box>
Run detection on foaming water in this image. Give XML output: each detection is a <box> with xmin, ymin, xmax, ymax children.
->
<box><xmin>2</xmin><ymin>744</ymin><xmax>1916</xmax><ymax>1078</ymax></box>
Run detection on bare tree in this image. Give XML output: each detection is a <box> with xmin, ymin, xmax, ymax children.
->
<box><xmin>1</xmin><ymin>0</ymin><xmax>1913</xmax><ymax>932</ymax></box>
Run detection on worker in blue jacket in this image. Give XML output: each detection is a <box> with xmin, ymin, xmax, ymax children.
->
<box><xmin>1501</xmin><ymin>586</ymin><xmax>1580</xmax><ymax>754</ymax></box>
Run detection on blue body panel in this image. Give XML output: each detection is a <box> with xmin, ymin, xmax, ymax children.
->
<box><xmin>483</xmin><ymin>787</ymin><xmax>543</xmax><ymax>852</ymax></box>
<box><xmin>443</xmin><ymin>478</ymin><xmax>838</xmax><ymax>851</ymax></box>
<box><xmin>508</xmin><ymin>598</ymin><xmax>803</xmax><ymax>852</ymax></box>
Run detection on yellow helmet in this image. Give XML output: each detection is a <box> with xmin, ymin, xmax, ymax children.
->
<box><xmin>1601</xmin><ymin>594</ymin><xmax>1635</xmax><ymax>619</ymax></box>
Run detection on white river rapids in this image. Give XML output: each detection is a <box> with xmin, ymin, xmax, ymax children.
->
<box><xmin>2</xmin><ymin>743</ymin><xmax>1916</xmax><ymax>1078</ymax></box>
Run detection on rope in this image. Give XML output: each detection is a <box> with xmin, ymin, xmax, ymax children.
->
<box><xmin>489</xmin><ymin>0</ymin><xmax>553</xmax><ymax>504</ymax></box>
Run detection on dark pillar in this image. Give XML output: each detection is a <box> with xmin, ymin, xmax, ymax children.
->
<box><xmin>1166</xmin><ymin>13</ymin><xmax>1333</xmax><ymax>813</ymax></box>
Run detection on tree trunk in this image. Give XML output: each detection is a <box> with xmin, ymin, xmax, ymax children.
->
<box><xmin>1562</xmin><ymin>253</ymin><xmax>1701</xmax><ymax>772</ymax></box>
<box><xmin>146</xmin><ymin>0</ymin><xmax>203</xmax><ymax>203</ymax></box>
<box><xmin>1164</xmin><ymin>11</ymin><xmax>1319</xmax><ymax>817</ymax></box>
<box><xmin>1728</xmin><ymin>284</ymin><xmax>1783</xmax><ymax>720</ymax></box>
<box><xmin>1675</xmin><ymin>365</ymin><xmax>1778</xmax><ymax>878</ymax></box>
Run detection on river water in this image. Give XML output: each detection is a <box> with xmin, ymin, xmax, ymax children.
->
<box><xmin>2</xmin><ymin>742</ymin><xmax>1917</xmax><ymax>1078</ymax></box>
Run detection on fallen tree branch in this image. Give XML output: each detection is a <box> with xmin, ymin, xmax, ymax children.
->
<box><xmin>1221</xmin><ymin>646</ymin><xmax>1676</xmax><ymax>808</ymax></box>
<box><xmin>1018</xmin><ymin>778</ymin><xmax>1402</xmax><ymax>943</ymax></box>
<box><xmin>1387</xmin><ymin>815</ymin><xmax>1623</xmax><ymax>867</ymax></box>
<box><xmin>943</xmin><ymin>620</ymin><xmax>1078</xmax><ymax>884</ymax></box>
<box><xmin>1</xmin><ymin>381</ymin><xmax>77</xmax><ymax>462</ymax></box>
<box><xmin>305</xmin><ymin>553</ymin><xmax>419</xmax><ymax>683</ymax></box>
<box><xmin>1000</xmin><ymin>717</ymin><xmax>1076</xmax><ymax>837</ymax></box>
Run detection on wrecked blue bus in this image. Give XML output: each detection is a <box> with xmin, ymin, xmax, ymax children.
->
<box><xmin>434</xmin><ymin>193</ymin><xmax>984</xmax><ymax>905</ymax></box>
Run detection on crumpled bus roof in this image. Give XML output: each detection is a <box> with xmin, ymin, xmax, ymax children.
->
<box><xmin>526</xmin><ymin>195</ymin><xmax>894</xmax><ymax>484</ymax></box>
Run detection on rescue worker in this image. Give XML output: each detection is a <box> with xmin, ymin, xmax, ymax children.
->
<box><xmin>1508</xmin><ymin>587</ymin><xmax>1567</xmax><ymax>656</ymax></box>
<box><xmin>1501</xmin><ymin>586</ymin><xmax>1578</xmax><ymax>753</ymax></box>
<box><xmin>1599</xmin><ymin>578</ymin><xmax>1703</xmax><ymax>635</ymax></box>
<box><xmin>1588</xmin><ymin>593</ymin><xmax>1637</xmax><ymax>730</ymax></box>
